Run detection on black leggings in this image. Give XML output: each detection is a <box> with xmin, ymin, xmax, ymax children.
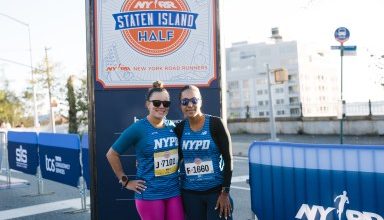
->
<box><xmin>182</xmin><ymin>190</ymin><xmax>234</xmax><ymax>220</ymax></box>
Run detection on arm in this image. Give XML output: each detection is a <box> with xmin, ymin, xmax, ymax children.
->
<box><xmin>106</xmin><ymin>147</ymin><xmax>146</xmax><ymax>193</ymax></box>
<box><xmin>106</xmin><ymin>123</ymin><xmax>146</xmax><ymax>193</ymax></box>
<box><xmin>174</xmin><ymin>121</ymin><xmax>185</xmax><ymax>163</ymax></box>
<box><xmin>212</xmin><ymin>117</ymin><xmax>233</xmax><ymax>218</ymax></box>
<box><xmin>213</xmin><ymin>117</ymin><xmax>233</xmax><ymax>188</ymax></box>
<box><xmin>106</xmin><ymin>148</ymin><xmax>126</xmax><ymax>182</ymax></box>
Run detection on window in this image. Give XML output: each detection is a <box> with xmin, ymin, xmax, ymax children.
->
<box><xmin>243</xmin><ymin>80</ymin><xmax>249</xmax><ymax>89</ymax></box>
<box><xmin>276</xmin><ymin>99</ymin><xmax>284</xmax><ymax>105</ymax></box>
<box><xmin>228</xmin><ymin>81</ymin><xmax>239</xmax><ymax>90</ymax></box>
<box><xmin>275</xmin><ymin>88</ymin><xmax>284</xmax><ymax>93</ymax></box>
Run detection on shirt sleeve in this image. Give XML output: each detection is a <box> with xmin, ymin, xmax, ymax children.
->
<box><xmin>112</xmin><ymin>121</ymin><xmax>142</xmax><ymax>155</ymax></box>
<box><xmin>174</xmin><ymin>120</ymin><xmax>185</xmax><ymax>161</ymax></box>
<box><xmin>211</xmin><ymin>116</ymin><xmax>233</xmax><ymax>188</ymax></box>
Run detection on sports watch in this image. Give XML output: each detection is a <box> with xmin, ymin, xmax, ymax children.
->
<box><xmin>221</xmin><ymin>187</ymin><xmax>230</xmax><ymax>194</ymax></box>
<box><xmin>120</xmin><ymin>175</ymin><xmax>129</xmax><ymax>188</ymax></box>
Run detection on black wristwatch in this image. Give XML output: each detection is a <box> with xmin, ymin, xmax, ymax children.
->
<box><xmin>221</xmin><ymin>187</ymin><xmax>230</xmax><ymax>194</ymax></box>
<box><xmin>120</xmin><ymin>175</ymin><xmax>129</xmax><ymax>188</ymax></box>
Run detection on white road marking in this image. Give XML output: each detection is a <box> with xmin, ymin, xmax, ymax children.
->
<box><xmin>0</xmin><ymin>175</ymin><xmax>29</xmax><ymax>183</ymax></box>
<box><xmin>231</xmin><ymin>175</ymin><xmax>249</xmax><ymax>183</ymax></box>
<box><xmin>233</xmin><ymin>156</ymin><xmax>248</xmax><ymax>160</ymax></box>
<box><xmin>0</xmin><ymin>197</ymin><xmax>90</xmax><ymax>220</ymax></box>
<box><xmin>231</xmin><ymin>185</ymin><xmax>250</xmax><ymax>191</ymax></box>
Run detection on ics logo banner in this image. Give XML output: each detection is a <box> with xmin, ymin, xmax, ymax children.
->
<box><xmin>95</xmin><ymin>0</ymin><xmax>218</xmax><ymax>88</ymax></box>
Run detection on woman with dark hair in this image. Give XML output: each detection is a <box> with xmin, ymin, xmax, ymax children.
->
<box><xmin>106</xmin><ymin>81</ymin><xmax>184</xmax><ymax>220</ymax></box>
<box><xmin>175</xmin><ymin>85</ymin><xmax>234</xmax><ymax>220</ymax></box>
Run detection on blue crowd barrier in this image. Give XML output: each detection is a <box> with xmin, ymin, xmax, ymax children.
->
<box><xmin>38</xmin><ymin>133</ymin><xmax>81</xmax><ymax>187</ymax></box>
<box><xmin>81</xmin><ymin>134</ymin><xmax>90</xmax><ymax>189</ymax></box>
<box><xmin>249</xmin><ymin>141</ymin><xmax>384</xmax><ymax>220</ymax></box>
<box><xmin>7</xmin><ymin>131</ymin><xmax>39</xmax><ymax>175</ymax></box>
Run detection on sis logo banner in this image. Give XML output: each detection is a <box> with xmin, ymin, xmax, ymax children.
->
<box><xmin>95</xmin><ymin>0</ymin><xmax>218</xmax><ymax>88</ymax></box>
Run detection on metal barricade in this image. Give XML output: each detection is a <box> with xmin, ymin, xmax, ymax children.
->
<box><xmin>0</xmin><ymin>131</ymin><xmax>11</xmax><ymax>188</ymax></box>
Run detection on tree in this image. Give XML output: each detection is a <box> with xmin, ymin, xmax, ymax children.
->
<box><xmin>0</xmin><ymin>82</ymin><xmax>23</xmax><ymax>126</ymax></box>
<box><xmin>76</xmin><ymin>76</ymin><xmax>88</xmax><ymax>131</ymax></box>
<box><xmin>65</xmin><ymin>74</ymin><xmax>88</xmax><ymax>134</ymax></box>
<box><xmin>66</xmin><ymin>75</ymin><xmax>78</xmax><ymax>133</ymax></box>
<box><xmin>32</xmin><ymin>48</ymin><xmax>67</xmax><ymax>127</ymax></box>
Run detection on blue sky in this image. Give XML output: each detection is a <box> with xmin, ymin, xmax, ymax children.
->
<box><xmin>1</xmin><ymin>0</ymin><xmax>383</xmax><ymax>102</ymax></box>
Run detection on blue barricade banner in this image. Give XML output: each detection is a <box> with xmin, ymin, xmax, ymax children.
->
<box><xmin>249</xmin><ymin>141</ymin><xmax>384</xmax><ymax>220</ymax></box>
<box><xmin>38</xmin><ymin>133</ymin><xmax>81</xmax><ymax>187</ymax></box>
<box><xmin>7</xmin><ymin>131</ymin><xmax>39</xmax><ymax>175</ymax></box>
<box><xmin>81</xmin><ymin>134</ymin><xmax>90</xmax><ymax>189</ymax></box>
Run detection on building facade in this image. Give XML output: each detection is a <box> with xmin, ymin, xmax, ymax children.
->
<box><xmin>226</xmin><ymin>29</ymin><xmax>340</xmax><ymax>118</ymax></box>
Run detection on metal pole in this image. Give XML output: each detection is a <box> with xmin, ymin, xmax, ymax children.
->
<box><xmin>27</xmin><ymin>26</ymin><xmax>39</xmax><ymax>130</ymax></box>
<box><xmin>45</xmin><ymin>47</ymin><xmax>56</xmax><ymax>133</ymax></box>
<box><xmin>340</xmin><ymin>44</ymin><xmax>344</xmax><ymax>144</ymax></box>
<box><xmin>266</xmin><ymin>64</ymin><xmax>277</xmax><ymax>141</ymax></box>
<box><xmin>0</xmin><ymin>13</ymin><xmax>39</xmax><ymax>130</ymax></box>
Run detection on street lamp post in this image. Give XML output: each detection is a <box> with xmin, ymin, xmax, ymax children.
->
<box><xmin>266</xmin><ymin>64</ymin><xmax>277</xmax><ymax>141</ymax></box>
<box><xmin>0</xmin><ymin>13</ymin><xmax>39</xmax><ymax>129</ymax></box>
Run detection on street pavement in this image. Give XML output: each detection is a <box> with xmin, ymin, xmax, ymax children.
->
<box><xmin>0</xmin><ymin>133</ymin><xmax>383</xmax><ymax>220</ymax></box>
<box><xmin>231</xmin><ymin>133</ymin><xmax>384</xmax><ymax>157</ymax></box>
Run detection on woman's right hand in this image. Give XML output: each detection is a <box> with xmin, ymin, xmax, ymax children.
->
<box><xmin>124</xmin><ymin>180</ymin><xmax>147</xmax><ymax>194</ymax></box>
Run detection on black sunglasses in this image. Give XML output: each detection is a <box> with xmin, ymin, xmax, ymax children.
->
<box><xmin>149</xmin><ymin>100</ymin><xmax>171</xmax><ymax>108</ymax></box>
<box><xmin>180</xmin><ymin>97</ymin><xmax>200</xmax><ymax>106</ymax></box>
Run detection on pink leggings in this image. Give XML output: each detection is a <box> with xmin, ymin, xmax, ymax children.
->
<box><xmin>135</xmin><ymin>196</ymin><xmax>184</xmax><ymax>220</ymax></box>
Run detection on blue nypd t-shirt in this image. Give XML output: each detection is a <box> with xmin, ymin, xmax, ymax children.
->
<box><xmin>180</xmin><ymin>115</ymin><xmax>224</xmax><ymax>191</ymax></box>
<box><xmin>112</xmin><ymin>118</ymin><xmax>180</xmax><ymax>200</ymax></box>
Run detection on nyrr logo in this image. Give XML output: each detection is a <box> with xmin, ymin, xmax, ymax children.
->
<box><xmin>15</xmin><ymin>145</ymin><xmax>27</xmax><ymax>163</ymax></box>
<box><xmin>113</xmin><ymin>0</ymin><xmax>198</xmax><ymax>56</ymax></box>
<box><xmin>295</xmin><ymin>191</ymin><xmax>383</xmax><ymax>220</ymax></box>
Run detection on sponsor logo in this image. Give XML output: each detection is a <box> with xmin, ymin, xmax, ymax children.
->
<box><xmin>45</xmin><ymin>155</ymin><xmax>71</xmax><ymax>175</ymax></box>
<box><xmin>113</xmin><ymin>0</ymin><xmax>198</xmax><ymax>56</ymax></box>
<box><xmin>295</xmin><ymin>191</ymin><xmax>383</xmax><ymax>220</ymax></box>
<box><xmin>201</xmin><ymin>131</ymin><xmax>207</xmax><ymax>135</ymax></box>
<box><xmin>15</xmin><ymin>145</ymin><xmax>28</xmax><ymax>168</ymax></box>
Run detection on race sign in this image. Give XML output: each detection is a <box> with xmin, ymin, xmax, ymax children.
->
<box><xmin>95</xmin><ymin>0</ymin><xmax>217</xmax><ymax>88</ymax></box>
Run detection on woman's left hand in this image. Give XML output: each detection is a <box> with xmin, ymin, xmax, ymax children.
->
<box><xmin>215</xmin><ymin>192</ymin><xmax>231</xmax><ymax>219</ymax></box>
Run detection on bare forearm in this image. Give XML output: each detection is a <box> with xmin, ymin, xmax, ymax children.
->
<box><xmin>106</xmin><ymin>148</ymin><xmax>125</xmax><ymax>179</ymax></box>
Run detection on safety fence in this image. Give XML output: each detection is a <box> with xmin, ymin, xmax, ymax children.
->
<box><xmin>228</xmin><ymin>100</ymin><xmax>384</xmax><ymax>119</ymax></box>
<box><xmin>249</xmin><ymin>141</ymin><xmax>384</xmax><ymax>220</ymax></box>
<box><xmin>0</xmin><ymin>131</ymin><xmax>90</xmax><ymax>212</ymax></box>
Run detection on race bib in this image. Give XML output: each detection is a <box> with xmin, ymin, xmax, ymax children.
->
<box><xmin>154</xmin><ymin>149</ymin><xmax>178</xmax><ymax>176</ymax></box>
<box><xmin>185</xmin><ymin>158</ymin><xmax>214</xmax><ymax>176</ymax></box>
